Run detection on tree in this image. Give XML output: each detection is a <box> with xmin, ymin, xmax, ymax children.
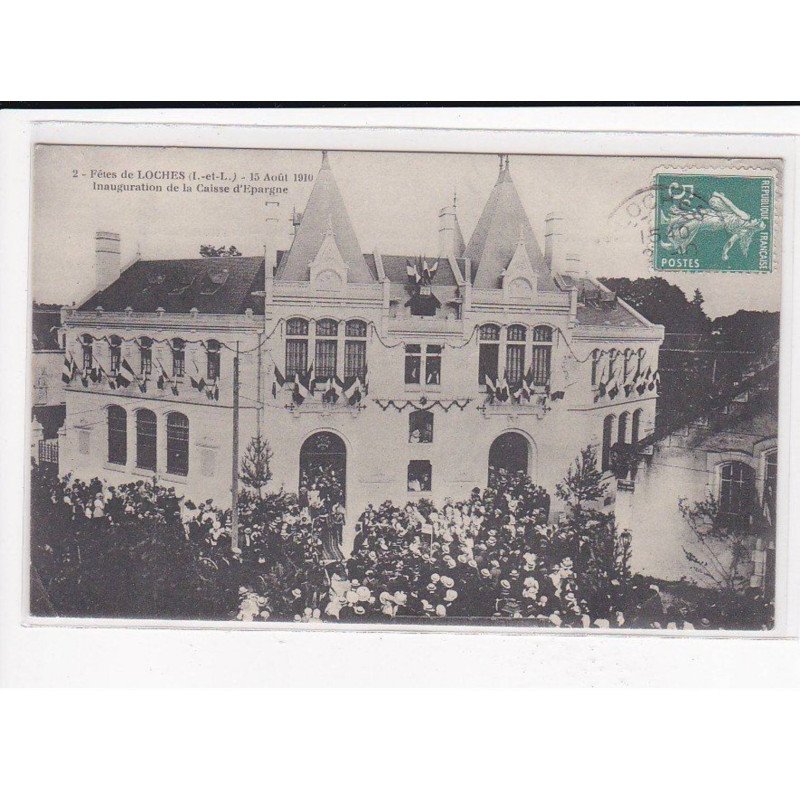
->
<box><xmin>691</xmin><ymin>288</ymin><xmax>705</xmax><ymax>310</ymax></box>
<box><xmin>240</xmin><ymin>435</ymin><xmax>273</xmax><ymax>497</ymax></box>
<box><xmin>200</xmin><ymin>244</ymin><xmax>242</xmax><ymax>258</ymax></box>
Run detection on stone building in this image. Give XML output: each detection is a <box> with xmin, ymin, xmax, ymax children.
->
<box><xmin>59</xmin><ymin>153</ymin><xmax>664</xmax><ymax>551</ymax></box>
<box><xmin>31</xmin><ymin>303</ymin><xmax>66</xmax><ymax>467</ymax></box>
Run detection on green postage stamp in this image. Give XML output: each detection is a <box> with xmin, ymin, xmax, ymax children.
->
<box><xmin>653</xmin><ymin>171</ymin><xmax>774</xmax><ymax>273</ymax></box>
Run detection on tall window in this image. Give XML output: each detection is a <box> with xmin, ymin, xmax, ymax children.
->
<box><xmin>719</xmin><ymin>461</ymin><xmax>755</xmax><ymax>521</ymax></box>
<box><xmin>591</xmin><ymin>348</ymin><xmax>601</xmax><ymax>386</ymax></box>
<box><xmin>344</xmin><ymin>319</ymin><xmax>367</xmax><ymax>380</ymax></box>
<box><xmin>285</xmin><ymin>318</ymin><xmax>309</xmax><ymax>380</ymax></box>
<box><xmin>478</xmin><ymin>324</ymin><xmax>500</xmax><ymax>385</ymax></box>
<box><xmin>425</xmin><ymin>345</ymin><xmax>442</xmax><ymax>385</ymax></box>
<box><xmin>764</xmin><ymin>450</ymin><xmax>777</xmax><ymax>516</ymax></box>
<box><xmin>136</xmin><ymin>409</ymin><xmax>157</xmax><ymax>471</ymax></box>
<box><xmin>139</xmin><ymin>337</ymin><xmax>153</xmax><ymax>375</ymax></box>
<box><xmin>531</xmin><ymin>325</ymin><xmax>553</xmax><ymax>386</ymax></box>
<box><xmin>623</xmin><ymin>349</ymin><xmax>636</xmax><ymax>382</ymax></box>
<box><xmin>166</xmin><ymin>412</ymin><xmax>189</xmax><ymax>476</ymax></box>
<box><xmin>206</xmin><ymin>339</ymin><xmax>221</xmax><ymax>381</ymax></box>
<box><xmin>107</xmin><ymin>405</ymin><xmax>127</xmax><ymax>465</ymax></box>
<box><xmin>637</xmin><ymin>348</ymin><xmax>646</xmax><ymax>376</ymax></box>
<box><xmin>506</xmin><ymin>324</ymin><xmax>526</xmax><ymax>384</ymax></box>
<box><xmin>109</xmin><ymin>335</ymin><xmax>121</xmax><ymax>375</ymax></box>
<box><xmin>405</xmin><ymin>345</ymin><xmax>421</xmax><ymax>384</ymax></box>
<box><xmin>407</xmin><ymin>459</ymin><xmax>432</xmax><ymax>492</ymax></box>
<box><xmin>602</xmin><ymin>414</ymin><xmax>615</xmax><ymax>472</ymax></box>
<box><xmin>409</xmin><ymin>409</ymin><xmax>434</xmax><ymax>443</ymax></box>
<box><xmin>618</xmin><ymin>411</ymin><xmax>629</xmax><ymax>445</ymax></box>
<box><xmin>171</xmin><ymin>338</ymin><xmax>185</xmax><ymax>377</ymax></box>
<box><xmin>315</xmin><ymin>319</ymin><xmax>338</xmax><ymax>380</ymax></box>
<box><xmin>81</xmin><ymin>334</ymin><xmax>93</xmax><ymax>372</ymax></box>
<box><xmin>631</xmin><ymin>408</ymin><xmax>642</xmax><ymax>445</ymax></box>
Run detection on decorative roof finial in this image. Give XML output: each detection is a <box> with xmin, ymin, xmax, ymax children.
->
<box><xmin>321</xmin><ymin>150</ymin><xmax>330</xmax><ymax>167</ymax></box>
<box><xmin>505</xmin><ymin>154</ymin><xmax>511</xmax><ymax>170</ymax></box>
<box><xmin>498</xmin><ymin>154</ymin><xmax>505</xmax><ymax>173</ymax></box>
<box><xmin>453</xmin><ymin>188</ymin><xmax>457</xmax><ymax>209</ymax></box>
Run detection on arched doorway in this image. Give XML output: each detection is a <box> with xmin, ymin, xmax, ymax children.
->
<box><xmin>300</xmin><ymin>431</ymin><xmax>347</xmax><ymax>506</ymax></box>
<box><xmin>488</xmin><ymin>432</ymin><xmax>530</xmax><ymax>483</ymax></box>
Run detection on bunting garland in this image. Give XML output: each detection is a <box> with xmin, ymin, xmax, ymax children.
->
<box><xmin>374</xmin><ymin>398</ymin><xmax>472</xmax><ymax>413</ymax></box>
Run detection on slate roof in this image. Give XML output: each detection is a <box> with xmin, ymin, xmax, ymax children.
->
<box><xmin>275</xmin><ymin>152</ymin><xmax>375</xmax><ymax>284</ymax></box>
<box><xmin>78</xmin><ymin>256</ymin><xmax>265</xmax><ymax>314</ymax></box>
<box><xmin>464</xmin><ymin>161</ymin><xmax>554</xmax><ymax>291</ymax></box>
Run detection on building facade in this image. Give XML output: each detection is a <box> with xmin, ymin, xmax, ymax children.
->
<box><xmin>59</xmin><ymin>154</ymin><xmax>664</xmax><ymax>551</ymax></box>
<box><xmin>31</xmin><ymin>303</ymin><xmax>66</xmax><ymax>467</ymax></box>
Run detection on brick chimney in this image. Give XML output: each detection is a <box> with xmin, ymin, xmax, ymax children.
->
<box><xmin>95</xmin><ymin>231</ymin><xmax>121</xmax><ymax>291</ymax></box>
<box><xmin>544</xmin><ymin>214</ymin><xmax>566</xmax><ymax>274</ymax></box>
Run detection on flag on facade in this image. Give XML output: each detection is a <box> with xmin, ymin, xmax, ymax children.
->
<box><xmin>155</xmin><ymin>358</ymin><xmax>170</xmax><ymax>390</ymax></box>
<box><xmin>406</xmin><ymin>260</ymin><xmax>419</xmax><ymax>283</ymax></box>
<box><xmin>272</xmin><ymin>365</ymin><xmax>285</xmax><ymax>398</ymax></box>
<box><xmin>189</xmin><ymin>355</ymin><xmax>206</xmax><ymax>393</ymax></box>
<box><xmin>497</xmin><ymin>373</ymin><xmax>509</xmax><ymax>403</ymax></box>
<box><xmin>484</xmin><ymin>374</ymin><xmax>496</xmax><ymax>401</ymax></box>
<box><xmin>293</xmin><ymin>370</ymin><xmax>310</xmax><ymax>405</ymax></box>
<box><xmin>116</xmin><ymin>358</ymin><xmax>135</xmax><ymax>389</ymax></box>
<box><xmin>550</xmin><ymin>390</ymin><xmax>565</xmax><ymax>401</ymax></box>
<box><xmin>61</xmin><ymin>351</ymin><xmax>76</xmax><ymax>384</ymax></box>
<box><xmin>608</xmin><ymin>381</ymin><xmax>619</xmax><ymax>400</ymax></box>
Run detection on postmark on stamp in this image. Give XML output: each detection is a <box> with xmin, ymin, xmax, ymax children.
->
<box><xmin>653</xmin><ymin>172</ymin><xmax>774</xmax><ymax>273</ymax></box>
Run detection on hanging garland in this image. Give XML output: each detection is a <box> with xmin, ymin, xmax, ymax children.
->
<box><xmin>373</xmin><ymin>398</ymin><xmax>472</xmax><ymax>413</ymax></box>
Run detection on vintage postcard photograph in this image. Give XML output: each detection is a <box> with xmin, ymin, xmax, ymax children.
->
<box><xmin>28</xmin><ymin>143</ymin><xmax>784</xmax><ymax>632</ymax></box>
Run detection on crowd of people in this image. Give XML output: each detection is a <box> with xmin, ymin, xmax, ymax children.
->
<box><xmin>32</xmin><ymin>462</ymin><xmax>629</xmax><ymax>627</ymax></box>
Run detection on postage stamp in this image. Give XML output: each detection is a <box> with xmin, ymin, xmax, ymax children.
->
<box><xmin>653</xmin><ymin>172</ymin><xmax>774</xmax><ymax>273</ymax></box>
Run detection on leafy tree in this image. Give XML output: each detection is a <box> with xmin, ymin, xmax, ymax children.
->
<box><xmin>200</xmin><ymin>244</ymin><xmax>242</xmax><ymax>258</ymax></box>
<box><xmin>240</xmin><ymin>435</ymin><xmax>273</xmax><ymax>497</ymax></box>
<box><xmin>598</xmin><ymin>276</ymin><xmax>710</xmax><ymax>333</ymax></box>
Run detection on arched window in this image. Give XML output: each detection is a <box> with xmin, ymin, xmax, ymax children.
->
<box><xmin>139</xmin><ymin>336</ymin><xmax>153</xmax><ymax>375</ymax></box>
<box><xmin>109</xmin><ymin>335</ymin><xmax>122</xmax><ymax>376</ymax></box>
<box><xmin>478</xmin><ymin>324</ymin><xmax>500</xmax><ymax>386</ymax></box>
<box><xmin>345</xmin><ymin>319</ymin><xmax>367</xmax><ymax>380</ymax></box>
<box><xmin>107</xmin><ymin>405</ymin><xmax>127</xmax><ymax>465</ymax></box>
<box><xmin>602</xmin><ymin>414</ymin><xmax>615</xmax><ymax>472</ymax></box>
<box><xmin>315</xmin><ymin>319</ymin><xmax>338</xmax><ymax>380</ymax></box>
<box><xmin>206</xmin><ymin>339</ymin><xmax>221</xmax><ymax>381</ymax></box>
<box><xmin>506</xmin><ymin>324</ymin><xmax>526</xmax><ymax>384</ymax></box>
<box><xmin>81</xmin><ymin>334</ymin><xmax>93</xmax><ymax>372</ymax></box>
<box><xmin>285</xmin><ymin>318</ymin><xmax>309</xmax><ymax>380</ymax></box>
<box><xmin>719</xmin><ymin>461</ymin><xmax>755</xmax><ymax>521</ymax></box>
<box><xmin>631</xmin><ymin>408</ymin><xmax>642</xmax><ymax>445</ymax></box>
<box><xmin>171</xmin><ymin>338</ymin><xmax>185</xmax><ymax>377</ymax></box>
<box><xmin>409</xmin><ymin>409</ymin><xmax>434</xmax><ymax>443</ymax></box>
<box><xmin>166</xmin><ymin>412</ymin><xmax>189</xmax><ymax>476</ymax></box>
<box><xmin>618</xmin><ymin>411</ymin><xmax>629</xmax><ymax>445</ymax></box>
<box><xmin>135</xmin><ymin>409</ymin><xmax>157</xmax><ymax>471</ymax></box>
<box><xmin>531</xmin><ymin>325</ymin><xmax>553</xmax><ymax>386</ymax></box>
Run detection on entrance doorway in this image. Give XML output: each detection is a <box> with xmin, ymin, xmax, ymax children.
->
<box><xmin>300</xmin><ymin>431</ymin><xmax>347</xmax><ymax>506</ymax></box>
<box><xmin>488</xmin><ymin>432</ymin><xmax>530</xmax><ymax>482</ymax></box>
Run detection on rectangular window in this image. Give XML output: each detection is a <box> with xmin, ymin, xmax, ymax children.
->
<box><xmin>82</xmin><ymin>345</ymin><xmax>92</xmax><ymax>372</ymax></box>
<box><xmin>109</xmin><ymin>346</ymin><xmax>121</xmax><ymax>376</ymax></box>
<box><xmin>285</xmin><ymin>339</ymin><xmax>308</xmax><ymax>380</ymax></box>
<box><xmin>172</xmin><ymin>349</ymin><xmax>185</xmax><ymax>377</ymax></box>
<box><xmin>479</xmin><ymin>343</ymin><xmax>499</xmax><ymax>385</ymax></box>
<box><xmin>345</xmin><ymin>340</ymin><xmax>367</xmax><ymax>380</ymax></box>
<box><xmin>315</xmin><ymin>339</ymin><xmax>337</xmax><ymax>380</ymax></box>
<box><xmin>107</xmin><ymin>408</ymin><xmax>126</xmax><ymax>465</ymax></box>
<box><xmin>136</xmin><ymin>413</ymin><xmax>157</xmax><ymax>471</ymax></box>
<box><xmin>531</xmin><ymin>345</ymin><xmax>551</xmax><ymax>386</ymax></box>
<box><xmin>206</xmin><ymin>350</ymin><xmax>221</xmax><ymax>381</ymax></box>
<box><xmin>407</xmin><ymin>459</ymin><xmax>432</xmax><ymax>492</ymax></box>
<box><xmin>140</xmin><ymin>347</ymin><xmax>152</xmax><ymax>376</ymax></box>
<box><xmin>425</xmin><ymin>345</ymin><xmax>441</xmax><ymax>385</ymax></box>
<box><xmin>405</xmin><ymin>345</ymin><xmax>421</xmax><ymax>384</ymax></box>
<box><xmin>506</xmin><ymin>343</ymin><xmax>525</xmax><ymax>384</ymax></box>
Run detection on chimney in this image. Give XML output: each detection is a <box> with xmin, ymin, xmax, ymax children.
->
<box><xmin>95</xmin><ymin>231</ymin><xmax>121</xmax><ymax>291</ymax></box>
<box><xmin>544</xmin><ymin>214</ymin><xmax>566</xmax><ymax>274</ymax></box>
<box><xmin>438</xmin><ymin>205</ymin><xmax>458</xmax><ymax>257</ymax></box>
<box><xmin>565</xmin><ymin>252</ymin><xmax>582</xmax><ymax>275</ymax></box>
